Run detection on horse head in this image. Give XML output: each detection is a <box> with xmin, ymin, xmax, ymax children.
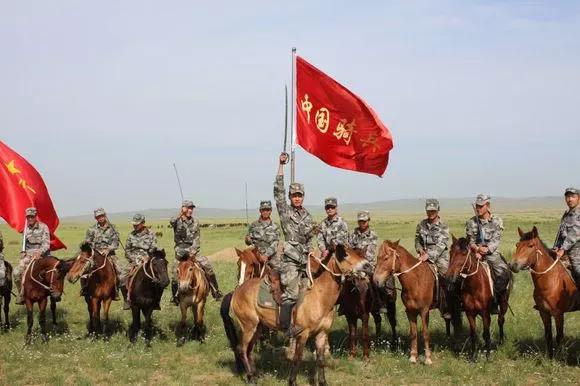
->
<box><xmin>149</xmin><ymin>248</ymin><xmax>170</xmax><ymax>288</ymax></box>
<box><xmin>333</xmin><ymin>244</ymin><xmax>373</xmax><ymax>278</ymax></box>
<box><xmin>67</xmin><ymin>241</ymin><xmax>94</xmax><ymax>283</ymax></box>
<box><xmin>445</xmin><ymin>235</ymin><xmax>471</xmax><ymax>283</ymax></box>
<box><xmin>511</xmin><ymin>226</ymin><xmax>544</xmax><ymax>273</ymax></box>
<box><xmin>236</xmin><ymin>247</ymin><xmax>264</xmax><ymax>285</ymax></box>
<box><xmin>44</xmin><ymin>257</ymin><xmax>75</xmax><ymax>301</ymax></box>
<box><xmin>373</xmin><ymin>240</ymin><xmax>401</xmax><ymax>288</ymax></box>
<box><xmin>177</xmin><ymin>257</ymin><xmax>204</xmax><ymax>293</ymax></box>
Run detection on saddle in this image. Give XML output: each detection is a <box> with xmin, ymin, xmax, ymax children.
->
<box><xmin>257</xmin><ymin>270</ymin><xmax>309</xmax><ymax>310</ymax></box>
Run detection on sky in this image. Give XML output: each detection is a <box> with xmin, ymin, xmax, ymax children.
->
<box><xmin>1</xmin><ymin>1</ymin><xmax>579</xmax><ymax>217</ymax></box>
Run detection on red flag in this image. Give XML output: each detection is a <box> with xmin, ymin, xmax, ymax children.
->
<box><xmin>296</xmin><ymin>56</ymin><xmax>394</xmax><ymax>176</ymax></box>
<box><xmin>0</xmin><ymin>141</ymin><xmax>66</xmax><ymax>250</ymax></box>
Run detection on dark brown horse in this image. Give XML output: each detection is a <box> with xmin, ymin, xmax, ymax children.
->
<box><xmin>511</xmin><ymin>226</ymin><xmax>580</xmax><ymax>357</ymax></box>
<box><xmin>446</xmin><ymin>236</ymin><xmax>511</xmax><ymax>360</ymax></box>
<box><xmin>176</xmin><ymin>257</ymin><xmax>209</xmax><ymax>346</ymax></box>
<box><xmin>128</xmin><ymin>248</ymin><xmax>170</xmax><ymax>346</ymax></box>
<box><xmin>67</xmin><ymin>242</ymin><xmax>117</xmax><ymax>336</ymax></box>
<box><xmin>0</xmin><ymin>261</ymin><xmax>12</xmax><ymax>328</ymax></box>
<box><xmin>22</xmin><ymin>256</ymin><xmax>74</xmax><ymax>344</ymax></box>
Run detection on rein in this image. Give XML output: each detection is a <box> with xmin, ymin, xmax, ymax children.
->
<box><xmin>142</xmin><ymin>257</ymin><xmax>159</xmax><ymax>282</ymax></box>
<box><xmin>385</xmin><ymin>247</ymin><xmax>423</xmax><ymax>277</ymax></box>
<box><xmin>529</xmin><ymin>249</ymin><xmax>560</xmax><ymax>275</ymax></box>
<box><xmin>458</xmin><ymin>250</ymin><xmax>481</xmax><ymax>278</ymax></box>
<box><xmin>28</xmin><ymin>259</ymin><xmax>59</xmax><ymax>292</ymax></box>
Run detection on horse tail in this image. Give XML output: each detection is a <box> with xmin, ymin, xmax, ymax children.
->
<box><xmin>220</xmin><ymin>291</ymin><xmax>243</xmax><ymax>373</ymax></box>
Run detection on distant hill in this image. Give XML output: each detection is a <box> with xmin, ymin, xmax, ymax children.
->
<box><xmin>61</xmin><ymin>196</ymin><xmax>565</xmax><ymax>222</ymax></box>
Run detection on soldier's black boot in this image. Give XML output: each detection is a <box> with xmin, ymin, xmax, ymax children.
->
<box><xmin>120</xmin><ymin>286</ymin><xmax>130</xmax><ymax>310</ymax></box>
<box><xmin>170</xmin><ymin>281</ymin><xmax>179</xmax><ymax>305</ymax></box>
<box><xmin>207</xmin><ymin>273</ymin><xmax>223</xmax><ymax>300</ymax></box>
<box><xmin>439</xmin><ymin>277</ymin><xmax>452</xmax><ymax>320</ymax></box>
<box><xmin>280</xmin><ymin>302</ymin><xmax>298</xmax><ymax>338</ymax></box>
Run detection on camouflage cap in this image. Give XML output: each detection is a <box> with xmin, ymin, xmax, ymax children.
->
<box><xmin>324</xmin><ymin>197</ymin><xmax>338</xmax><ymax>207</ymax></box>
<box><xmin>289</xmin><ymin>182</ymin><xmax>305</xmax><ymax>195</ymax></box>
<box><xmin>357</xmin><ymin>210</ymin><xmax>370</xmax><ymax>221</ymax></box>
<box><xmin>425</xmin><ymin>198</ymin><xmax>440</xmax><ymax>211</ymax></box>
<box><xmin>259</xmin><ymin>200</ymin><xmax>272</xmax><ymax>210</ymax></box>
<box><xmin>131</xmin><ymin>213</ymin><xmax>145</xmax><ymax>225</ymax></box>
<box><xmin>93</xmin><ymin>207</ymin><xmax>106</xmax><ymax>217</ymax></box>
<box><xmin>181</xmin><ymin>200</ymin><xmax>195</xmax><ymax>208</ymax></box>
<box><xmin>564</xmin><ymin>187</ymin><xmax>580</xmax><ymax>195</ymax></box>
<box><xmin>474</xmin><ymin>194</ymin><xmax>491</xmax><ymax>206</ymax></box>
<box><xmin>25</xmin><ymin>207</ymin><xmax>37</xmax><ymax>217</ymax></box>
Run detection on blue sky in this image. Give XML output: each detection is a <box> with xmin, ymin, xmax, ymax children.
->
<box><xmin>1</xmin><ymin>1</ymin><xmax>579</xmax><ymax>216</ymax></box>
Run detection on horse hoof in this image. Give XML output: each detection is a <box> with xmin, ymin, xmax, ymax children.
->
<box><xmin>425</xmin><ymin>357</ymin><xmax>433</xmax><ymax>366</ymax></box>
<box><xmin>176</xmin><ymin>337</ymin><xmax>186</xmax><ymax>347</ymax></box>
<box><xmin>409</xmin><ymin>356</ymin><xmax>418</xmax><ymax>364</ymax></box>
<box><xmin>41</xmin><ymin>335</ymin><xmax>49</xmax><ymax>344</ymax></box>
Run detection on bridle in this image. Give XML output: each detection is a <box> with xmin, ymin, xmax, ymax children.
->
<box><xmin>517</xmin><ymin>241</ymin><xmax>560</xmax><ymax>275</ymax></box>
<box><xmin>28</xmin><ymin>258</ymin><xmax>60</xmax><ymax>293</ymax></box>
<box><xmin>382</xmin><ymin>245</ymin><xmax>423</xmax><ymax>278</ymax></box>
<box><xmin>454</xmin><ymin>249</ymin><xmax>481</xmax><ymax>279</ymax></box>
<box><xmin>142</xmin><ymin>255</ymin><xmax>165</xmax><ymax>283</ymax></box>
<box><xmin>75</xmin><ymin>251</ymin><xmax>111</xmax><ymax>280</ymax></box>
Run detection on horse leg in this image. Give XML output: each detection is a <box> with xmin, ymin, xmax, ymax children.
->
<box><xmin>498</xmin><ymin>292</ymin><xmax>509</xmax><ymax>344</ymax></box>
<box><xmin>445</xmin><ymin>319</ymin><xmax>451</xmax><ymax>338</ymax></box>
<box><xmin>386</xmin><ymin>299</ymin><xmax>398</xmax><ymax>348</ymax></box>
<box><xmin>39</xmin><ymin>298</ymin><xmax>48</xmax><ymax>343</ymax></box>
<box><xmin>25</xmin><ymin>301</ymin><xmax>33</xmax><ymax>345</ymax></box>
<box><xmin>194</xmin><ymin>301</ymin><xmax>206</xmax><ymax>342</ymax></box>
<box><xmin>247</xmin><ymin>325</ymin><xmax>262</xmax><ymax>376</ymax></box>
<box><xmin>346</xmin><ymin>315</ymin><xmax>358</xmax><ymax>359</ymax></box>
<box><xmin>89</xmin><ymin>297</ymin><xmax>98</xmax><ymax>336</ymax></box>
<box><xmin>539</xmin><ymin>311</ymin><xmax>553</xmax><ymax>358</ymax></box>
<box><xmin>421</xmin><ymin>309</ymin><xmax>432</xmax><ymax>365</ymax></box>
<box><xmin>177</xmin><ymin>301</ymin><xmax>188</xmax><ymax>347</ymax></box>
<box><xmin>95</xmin><ymin>300</ymin><xmax>102</xmax><ymax>335</ymax></box>
<box><xmin>50</xmin><ymin>297</ymin><xmax>57</xmax><ymax>326</ymax></box>
<box><xmin>143</xmin><ymin>308</ymin><xmax>154</xmax><ymax>347</ymax></box>
<box><xmin>102</xmin><ymin>298</ymin><xmax>112</xmax><ymax>339</ymax></box>
<box><xmin>129</xmin><ymin>307</ymin><xmax>140</xmax><ymax>344</ymax></box>
<box><xmin>554</xmin><ymin>313</ymin><xmax>564</xmax><ymax>351</ymax></box>
<box><xmin>238</xmin><ymin>324</ymin><xmax>258</xmax><ymax>383</ymax></box>
<box><xmin>466</xmin><ymin>313</ymin><xmax>477</xmax><ymax>362</ymax></box>
<box><xmin>315</xmin><ymin>332</ymin><xmax>329</xmax><ymax>386</ymax></box>
<box><xmin>406</xmin><ymin>310</ymin><xmax>419</xmax><ymax>364</ymax></box>
<box><xmin>362</xmin><ymin>311</ymin><xmax>370</xmax><ymax>360</ymax></box>
<box><xmin>288</xmin><ymin>334</ymin><xmax>306</xmax><ymax>386</ymax></box>
<box><xmin>482</xmin><ymin>311</ymin><xmax>491</xmax><ymax>359</ymax></box>
<box><xmin>3</xmin><ymin>293</ymin><xmax>9</xmax><ymax>329</ymax></box>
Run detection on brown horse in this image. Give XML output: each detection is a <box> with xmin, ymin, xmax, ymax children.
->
<box><xmin>22</xmin><ymin>256</ymin><xmax>74</xmax><ymax>344</ymax></box>
<box><xmin>446</xmin><ymin>236</ymin><xmax>511</xmax><ymax>360</ymax></box>
<box><xmin>222</xmin><ymin>245</ymin><xmax>373</xmax><ymax>385</ymax></box>
<box><xmin>236</xmin><ymin>247</ymin><xmax>267</xmax><ymax>286</ymax></box>
<box><xmin>373</xmin><ymin>240</ymin><xmax>440</xmax><ymax>365</ymax></box>
<box><xmin>67</xmin><ymin>242</ymin><xmax>117</xmax><ymax>336</ymax></box>
<box><xmin>175</xmin><ymin>257</ymin><xmax>209</xmax><ymax>346</ymax></box>
<box><xmin>511</xmin><ymin>226</ymin><xmax>580</xmax><ymax>357</ymax></box>
<box><xmin>0</xmin><ymin>261</ymin><xmax>12</xmax><ymax>329</ymax></box>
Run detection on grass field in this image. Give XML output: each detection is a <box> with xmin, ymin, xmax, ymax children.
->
<box><xmin>0</xmin><ymin>210</ymin><xmax>579</xmax><ymax>385</ymax></box>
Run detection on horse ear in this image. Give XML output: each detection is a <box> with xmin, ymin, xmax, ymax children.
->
<box><xmin>394</xmin><ymin>239</ymin><xmax>400</xmax><ymax>247</ymax></box>
<box><xmin>451</xmin><ymin>234</ymin><xmax>457</xmax><ymax>244</ymax></box>
<box><xmin>335</xmin><ymin>244</ymin><xmax>347</xmax><ymax>262</ymax></box>
<box><xmin>235</xmin><ymin>248</ymin><xmax>243</xmax><ymax>257</ymax></box>
<box><xmin>517</xmin><ymin>227</ymin><xmax>524</xmax><ymax>238</ymax></box>
<box><xmin>79</xmin><ymin>241</ymin><xmax>92</xmax><ymax>254</ymax></box>
<box><xmin>532</xmin><ymin>226</ymin><xmax>538</xmax><ymax>238</ymax></box>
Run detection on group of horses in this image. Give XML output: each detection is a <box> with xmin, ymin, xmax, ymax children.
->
<box><xmin>0</xmin><ymin>226</ymin><xmax>578</xmax><ymax>385</ymax></box>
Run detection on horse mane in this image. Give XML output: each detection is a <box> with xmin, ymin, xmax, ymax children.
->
<box><xmin>452</xmin><ymin>236</ymin><xmax>470</xmax><ymax>252</ymax></box>
<box><xmin>239</xmin><ymin>247</ymin><xmax>261</xmax><ymax>266</ymax></box>
<box><xmin>80</xmin><ymin>241</ymin><xmax>92</xmax><ymax>254</ymax></box>
<box><xmin>384</xmin><ymin>239</ymin><xmax>414</xmax><ymax>259</ymax></box>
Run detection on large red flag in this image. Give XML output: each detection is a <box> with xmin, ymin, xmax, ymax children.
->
<box><xmin>296</xmin><ymin>56</ymin><xmax>394</xmax><ymax>176</ymax></box>
<box><xmin>0</xmin><ymin>141</ymin><xmax>66</xmax><ymax>250</ymax></box>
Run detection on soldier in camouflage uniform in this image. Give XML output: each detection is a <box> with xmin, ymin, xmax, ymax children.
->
<box><xmin>317</xmin><ymin>197</ymin><xmax>349</xmax><ymax>258</ymax></box>
<box><xmin>14</xmin><ymin>207</ymin><xmax>51</xmax><ymax>304</ymax></box>
<box><xmin>415</xmin><ymin>199</ymin><xmax>452</xmax><ymax>318</ymax></box>
<box><xmin>0</xmin><ymin>231</ymin><xmax>6</xmax><ymax>287</ymax></box>
<box><xmin>244</xmin><ymin>200</ymin><xmax>280</xmax><ymax>261</ymax></box>
<box><xmin>120</xmin><ymin>214</ymin><xmax>158</xmax><ymax>309</ymax></box>
<box><xmin>169</xmin><ymin>200</ymin><xmax>222</xmax><ymax>303</ymax></box>
<box><xmin>466</xmin><ymin>194</ymin><xmax>511</xmax><ymax>313</ymax></box>
<box><xmin>83</xmin><ymin>208</ymin><xmax>121</xmax><ymax>299</ymax></box>
<box><xmin>274</xmin><ymin>152</ymin><xmax>316</xmax><ymax>337</ymax></box>
<box><xmin>553</xmin><ymin>187</ymin><xmax>580</xmax><ymax>290</ymax></box>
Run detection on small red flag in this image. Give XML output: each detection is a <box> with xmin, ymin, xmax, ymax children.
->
<box><xmin>0</xmin><ymin>141</ymin><xmax>66</xmax><ymax>250</ymax></box>
<box><xmin>296</xmin><ymin>56</ymin><xmax>394</xmax><ymax>177</ymax></box>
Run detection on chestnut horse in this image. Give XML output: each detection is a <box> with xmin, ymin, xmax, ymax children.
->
<box><xmin>67</xmin><ymin>242</ymin><xmax>117</xmax><ymax>336</ymax></box>
<box><xmin>511</xmin><ymin>226</ymin><xmax>580</xmax><ymax>357</ymax></box>
<box><xmin>176</xmin><ymin>257</ymin><xmax>209</xmax><ymax>346</ymax></box>
<box><xmin>22</xmin><ymin>256</ymin><xmax>74</xmax><ymax>344</ymax></box>
<box><xmin>0</xmin><ymin>261</ymin><xmax>12</xmax><ymax>328</ymax></box>
<box><xmin>222</xmin><ymin>245</ymin><xmax>373</xmax><ymax>385</ymax></box>
<box><xmin>236</xmin><ymin>247</ymin><xmax>267</xmax><ymax>286</ymax></box>
<box><xmin>374</xmin><ymin>240</ymin><xmax>439</xmax><ymax>365</ymax></box>
<box><xmin>446</xmin><ymin>236</ymin><xmax>511</xmax><ymax>360</ymax></box>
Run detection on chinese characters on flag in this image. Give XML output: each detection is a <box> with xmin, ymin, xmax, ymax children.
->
<box><xmin>0</xmin><ymin>141</ymin><xmax>66</xmax><ymax>250</ymax></box>
<box><xmin>296</xmin><ymin>56</ymin><xmax>393</xmax><ymax>177</ymax></box>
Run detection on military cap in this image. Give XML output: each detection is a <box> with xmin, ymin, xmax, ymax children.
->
<box><xmin>259</xmin><ymin>200</ymin><xmax>272</xmax><ymax>210</ymax></box>
<box><xmin>131</xmin><ymin>213</ymin><xmax>145</xmax><ymax>225</ymax></box>
<box><xmin>25</xmin><ymin>207</ymin><xmax>37</xmax><ymax>217</ymax></box>
<box><xmin>564</xmin><ymin>187</ymin><xmax>580</xmax><ymax>195</ymax></box>
<box><xmin>181</xmin><ymin>200</ymin><xmax>195</xmax><ymax>208</ymax></box>
<box><xmin>93</xmin><ymin>207</ymin><xmax>106</xmax><ymax>217</ymax></box>
<box><xmin>425</xmin><ymin>199</ymin><xmax>440</xmax><ymax>211</ymax></box>
<box><xmin>324</xmin><ymin>197</ymin><xmax>338</xmax><ymax>207</ymax></box>
<box><xmin>357</xmin><ymin>210</ymin><xmax>370</xmax><ymax>221</ymax></box>
<box><xmin>289</xmin><ymin>182</ymin><xmax>305</xmax><ymax>195</ymax></box>
<box><xmin>474</xmin><ymin>194</ymin><xmax>490</xmax><ymax>206</ymax></box>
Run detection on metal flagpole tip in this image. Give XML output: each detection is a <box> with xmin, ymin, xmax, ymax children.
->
<box><xmin>292</xmin><ymin>47</ymin><xmax>296</xmax><ymax>53</ymax></box>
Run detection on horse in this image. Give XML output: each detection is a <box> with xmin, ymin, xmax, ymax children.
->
<box><xmin>373</xmin><ymin>240</ymin><xmax>442</xmax><ymax>365</ymax></box>
<box><xmin>236</xmin><ymin>246</ymin><xmax>267</xmax><ymax>286</ymax></box>
<box><xmin>339</xmin><ymin>265</ymin><xmax>397</xmax><ymax>359</ymax></box>
<box><xmin>221</xmin><ymin>244</ymin><xmax>373</xmax><ymax>385</ymax></box>
<box><xmin>0</xmin><ymin>261</ymin><xmax>12</xmax><ymax>329</ymax></box>
<box><xmin>175</xmin><ymin>257</ymin><xmax>209</xmax><ymax>347</ymax></box>
<box><xmin>66</xmin><ymin>242</ymin><xmax>117</xmax><ymax>336</ymax></box>
<box><xmin>446</xmin><ymin>236</ymin><xmax>511</xmax><ymax>360</ymax></box>
<box><xmin>511</xmin><ymin>226</ymin><xmax>580</xmax><ymax>357</ymax></box>
<box><xmin>127</xmin><ymin>248</ymin><xmax>170</xmax><ymax>346</ymax></box>
<box><xmin>22</xmin><ymin>256</ymin><xmax>75</xmax><ymax>344</ymax></box>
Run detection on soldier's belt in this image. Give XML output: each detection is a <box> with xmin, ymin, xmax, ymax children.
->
<box><xmin>176</xmin><ymin>243</ymin><xmax>193</xmax><ymax>249</ymax></box>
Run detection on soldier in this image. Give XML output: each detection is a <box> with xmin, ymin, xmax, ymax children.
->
<box><xmin>244</xmin><ymin>200</ymin><xmax>280</xmax><ymax>262</ymax></box>
<box><xmin>14</xmin><ymin>207</ymin><xmax>51</xmax><ymax>304</ymax></box>
<box><xmin>0</xmin><ymin>230</ymin><xmax>6</xmax><ymax>287</ymax></box>
<box><xmin>274</xmin><ymin>152</ymin><xmax>316</xmax><ymax>337</ymax></box>
<box><xmin>120</xmin><ymin>214</ymin><xmax>158</xmax><ymax>309</ymax></box>
<box><xmin>415</xmin><ymin>199</ymin><xmax>452</xmax><ymax>318</ymax></box>
<box><xmin>553</xmin><ymin>187</ymin><xmax>580</xmax><ymax>290</ymax></box>
<box><xmin>169</xmin><ymin>200</ymin><xmax>222</xmax><ymax>303</ymax></box>
<box><xmin>317</xmin><ymin>197</ymin><xmax>349</xmax><ymax>258</ymax></box>
<box><xmin>465</xmin><ymin>194</ymin><xmax>510</xmax><ymax>313</ymax></box>
<box><xmin>83</xmin><ymin>208</ymin><xmax>121</xmax><ymax>298</ymax></box>
<box><xmin>350</xmin><ymin>211</ymin><xmax>378</xmax><ymax>266</ymax></box>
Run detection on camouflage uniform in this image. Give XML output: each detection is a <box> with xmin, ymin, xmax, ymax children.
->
<box><xmin>84</xmin><ymin>210</ymin><xmax>121</xmax><ymax>278</ymax></box>
<box><xmin>554</xmin><ymin>187</ymin><xmax>580</xmax><ymax>286</ymax></box>
<box><xmin>349</xmin><ymin>227</ymin><xmax>378</xmax><ymax>266</ymax></box>
<box><xmin>317</xmin><ymin>198</ymin><xmax>349</xmax><ymax>254</ymax></box>
<box><xmin>0</xmin><ymin>231</ymin><xmax>6</xmax><ymax>286</ymax></box>
<box><xmin>465</xmin><ymin>195</ymin><xmax>510</xmax><ymax>297</ymax></box>
<box><xmin>274</xmin><ymin>175</ymin><xmax>315</xmax><ymax>304</ymax></box>
<box><xmin>121</xmin><ymin>220</ymin><xmax>158</xmax><ymax>287</ymax></box>
<box><xmin>245</xmin><ymin>201</ymin><xmax>280</xmax><ymax>259</ymax></box>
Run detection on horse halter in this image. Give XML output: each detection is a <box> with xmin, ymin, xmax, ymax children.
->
<box><xmin>457</xmin><ymin>250</ymin><xmax>480</xmax><ymax>278</ymax></box>
<box><xmin>526</xmin><ymin>246</ymin><xmax>560</xmax><ymax>275</ymax></box>
<box><xmin>142</xmin><ymin>255</ymin><xmax>163</xmax><ymax>282</ymax></box>
<box><xmin>385</xmin><ymin>246</ymin><xmax>422</xmax><ymax>278</ymax></box>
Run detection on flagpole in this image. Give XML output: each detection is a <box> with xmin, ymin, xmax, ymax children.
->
<box><xmin>290</xmin><ymin>47</ymin><xmax>297</xmax><ymax>183</ymax></box>
<box><xmin>21</xmin><ymin>218</ymin><xmax>27</xmax><ymax>252</ymax></box>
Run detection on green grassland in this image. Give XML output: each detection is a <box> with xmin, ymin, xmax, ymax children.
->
<box><xmin>0</xmin><ymin>210</ymin><xmax>579</xmax><ymax>385</ymax></box>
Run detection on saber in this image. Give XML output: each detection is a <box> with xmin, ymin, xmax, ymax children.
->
<box><xmin>173</xmin><ymin>163</ymin><xmax>185</xmax><ymax>201</ymax></box>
